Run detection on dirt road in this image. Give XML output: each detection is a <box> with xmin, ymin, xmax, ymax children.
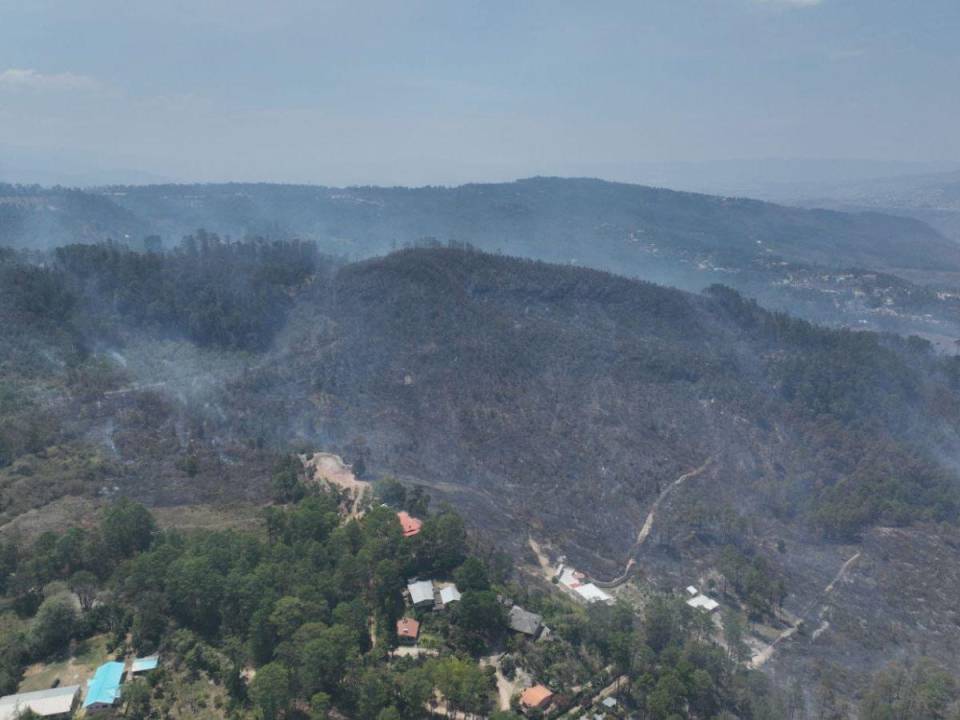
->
<box><xmin>590</xmin><ymin>457</ymin><xmax>712</xmax><ymax>587</ymax></box>
<box><xmin>480</xmin><ymin>653</ymin><xmax>525</xmax><ymax>711</ymax></box>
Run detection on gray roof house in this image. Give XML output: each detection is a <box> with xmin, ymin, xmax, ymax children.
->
<box><xmin>507</xmin><ymin>605</ymin><xmax>544</xmax><ymax>636</ymax></box>
<box><xmin>0</xmin><ymin>685</ymin><xmax>81</xmax><ymax>720</ymax></box>
<box><xmin>407</xmin><ymin>579</ymin><xmax>435</xmax><ymax>608</ymax></box>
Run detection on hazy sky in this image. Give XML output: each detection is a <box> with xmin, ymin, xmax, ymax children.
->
<box><xmin>1</xmin><ymin>0</ymin><xmax>958</xmax><ymax>186</ymax></box>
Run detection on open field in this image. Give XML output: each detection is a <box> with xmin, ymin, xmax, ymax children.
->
<box><xmin>19</xmin><ymin>633</ymin><xmax>112</xmax><ymax>692</ymax></box>
<box><xmin>152</xmin><ymin>503</ymin><xmax>267</xmax><ymax>535</ymax></box>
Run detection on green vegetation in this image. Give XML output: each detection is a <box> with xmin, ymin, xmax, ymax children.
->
<box><xmin>2</xmin><ymin>239</ymin><xmax>960</xmax><ymax>716</ymax></box>
<box><xmin>0</xmin><ymin>493</ymin><xmax>794</xmax><ymax>719</ymax></box>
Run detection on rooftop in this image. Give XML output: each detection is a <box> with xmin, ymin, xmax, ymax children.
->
<box><xmin>439</xmin><ymin>584</ymin><xmax>461</xmax><ymax>605</ymax></box>
<box><xmin>407</xmin><ymin>579</ymin><xmax>435</xmax><ymax>606</ymax></box>
<box><xmin>687</xmin><ymin>594</ymin><xmax>720</xmax><ymax>612</ymax></box>
<box><xmin>83</xmin><ymin>661</ymin><xmax>125</xmax><ymax>708</ymax></box>
<box><xmin>574</xmin><ymin>582</ymin><xmax>613</xmax><ymax>604</ymax></box>
<box><xmin>396</xmin><ymin>617</ymin><xmax>420</xmax><ymax>639</ymax></box>
<box><xmin>0</xmin><ymin>685</ymin><xmax>80</xmax><ymax>720</ymax></box>
<box><xmin>397</xmin><ymin>511</ymin><xmax>423</xmax><ymax>538</ymax></box>
<box><xmin>520</xmin><ymin>684</ymin><xmax>554</xmax><ymax>709</ymax></box>
<box><xmin>131</xmin><ymin>655</ymin><xmax>159</xmax><ymax>673</ymax></box>
<box><xmin>507</xmin><ymin>605</ymin><xmax>543</xmax><ymax>636</ymax></box>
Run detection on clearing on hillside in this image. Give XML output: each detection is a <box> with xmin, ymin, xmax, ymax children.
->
<box><xmin>19</xmin><ymin>633</ymin><xmax>112</xmax><ymax>693</ymax></box>
<box><xmin>300</xmin><ymin>452</ymin><xmax>372</xmax><ymax>518</ymax></box>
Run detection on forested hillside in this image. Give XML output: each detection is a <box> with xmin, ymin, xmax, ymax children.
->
<box><xmin>3</xmin><ymin>240</ymin><xmax>959</xmax><ymax>552</ymax></box>
<box><xmin>97</xmin><ymin>179</ymin><xmax>960</xmax><ymax>273</ymax></box>
<box><xmin>4</xmin><ymin>178</ymin><xmax>960</xmax><ymax>347</ymax></box>
<box><xmin>3</xmin><ymin>240</ymin><xmax>960</xmax><ymax>714</ymax></box>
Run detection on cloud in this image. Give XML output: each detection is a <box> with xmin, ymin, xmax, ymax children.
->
<box><xmin>0</xmin><ymin>68</ymin><xmax>103</xmax><ymax>92</ymax></box>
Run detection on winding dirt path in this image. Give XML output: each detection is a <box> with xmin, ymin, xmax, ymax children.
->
<box><xmin>633</xmin><ymin>457</ymin><xmax>713</xmax><ymax>550</ymax></box>
<box><xmin>750</xmin><ymin>550</ymin><xmax>861</xmax><ymax>669</ymax></box>
<box><xmin>824</xmin><ymin>551</ymin><xmax>861</xmax><ymax>595</ymax></box>
<box><xmin>590</xmin><ymin>457</ymin><xmax>713</xmax><ymax>587</ymax></box>
<box><xmin>480</xmin><ymin>653</ymin><xmax>523</xmax><ymax>711</ymax></box>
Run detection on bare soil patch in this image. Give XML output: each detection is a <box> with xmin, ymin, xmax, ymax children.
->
<box><xmin>301</xmin><ymin>452</ymin><xmax>372</xmax><ymax>518</ymax></box>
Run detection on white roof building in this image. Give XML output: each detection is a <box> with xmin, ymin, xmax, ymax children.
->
<box><xmin>575</xmin><ymin>583</ymin><xmax>613</xmax><ymax>604</ymax></box>
<box><xmin>558</xmin><ymin>566</ymin><xmax>582</xmax><ymax>587</ymax></box>
<box><xmin>407</xmin><ymin>579</ymin><xmax>435</xmax><ymax>607</ymax></box>
<box><xmin>687</xmin><ymin>594</ymin><xmax>720</xmax><ymax>612</ymax></box>
<box><xmin>686</xmin><ymin>585</ymin><xmax>699</xmax><ymax>596</ymax></box>
<box><xmin>0</xmin><ymin>685</ymin><xmax>80</xmax><ymax>719</ymax></box>
<box><xmin>439</xmin><ymin>585</ymin><xmax>461</xmax><ymax>605</ymax></box>
<box><xmin>131</xmin><ymin>655</ymin><xmax>159</xmax><ymax>673</ymax></box>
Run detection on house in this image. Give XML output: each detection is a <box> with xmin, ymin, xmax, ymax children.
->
<box><xmin>131</xmin><ymin>655</ymin><xmax>159</xmax><ymax>674</ymax></box>
<box><xmin>686</xmin><ymin>585</ymin><xmax>699</xmax><ymax>597</ymax></box>
<box><xmin>507</xmin><ymin>606</ymin><xmax>543</xmax><ymax>637</ymax></box>
<box><xmin>407</xmin><ymin>579</ymin><xmax>435</xmax><ymax>608</ymax></box>
<box><xmin>520</xmin><ymin>684</ymin><xmax>554</xmax><ymax>712</ymax></box>
<box><xmin>83</xmin><ymin>661</ymin><xmax>125</xmax><ymax>712</ymax></box>
<box><xmin>439</xmin><ymin>584</ymin><xmax>461</xmax><ymax>606</ymax></box>
<box><xmin>397</xmin><ymin>511</ymin><xmax>423</xmax><ymax>538</ymax></box>
<box><xmin>396</xmin><ymin>617</ymin><xmax>420</xmax><ymax>644</ymax></box>
<box><xmin>0</xmin><ymin>685</ymin><xmax>80</xmax><ymax>719</ymax></box>
<box><xmin>601</xmin><ymin>696</ymin><xmax>618</xmax><ymax>709</ymax></box>
<box><xmin>687</xmin><ymin>594</ymin><xmax>719</xmax><ymax>612</ymax></box>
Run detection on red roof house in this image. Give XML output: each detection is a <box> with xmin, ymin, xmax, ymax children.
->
<box><xmin>520</xmin><ymin>685</ymin><xmax>554</xmax><ymax>711</ymax></box>
<box><xmin>396</xmin><ymin>617</ymin><xmax>420</xmax><ymax>643</ymax></box>
<box><xmin>397</xmin><ymin>511</ymin><xmax>423</xmax><ymax>538</ymax></box>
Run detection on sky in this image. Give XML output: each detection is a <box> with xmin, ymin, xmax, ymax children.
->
<box><xmin>0</xmin><ymin>0</ymin><xmax>958</xmax><ymax>187</ymax></box>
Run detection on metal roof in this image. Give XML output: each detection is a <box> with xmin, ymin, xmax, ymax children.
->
<box><xmin>687</xmin><ymin>594</ymin><xmax>720</xmax><ymax>612</ymax></box>
<box><xmin>575</xmin><ymin>583</ymin><xmax>613</xmax><ymax>604</ymax></box>
<box><xmin>439</xmin><ymin>585</ymin><xmax>461</xmax><ymax>605</ymax></box>
<box><xmin>407</xmin><ymin>579</ymin><xmax>435</xmax><ymax>606</ymax></box>
<box><xmin>0</xmin><ymin>685</ymin><xmax>80</xmax><ymax>720</ymax></box>
<box><xmin>131</xmin><ymin>655</ymin><xmax>159</xmax><ymax>673</ymax></box>
<box><xmin>83</xmin><ymin>662</ymin><xmax>125</xmax><ymax>707</ymax></box>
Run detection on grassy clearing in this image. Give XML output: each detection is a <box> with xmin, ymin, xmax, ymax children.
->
<box><xmin>19</xmin><ymin>633</ymin><xmax>113</xmax><ymax>692</ymax></box>
<box><xmin>151</xmin><ymin>503</ymin><xmax>266</xmax><ymax>536</ymax></box>
<box><xmin>0</xmin><ymin>495</ymin><xmax>99</xmax><ymax>543</ymax></box>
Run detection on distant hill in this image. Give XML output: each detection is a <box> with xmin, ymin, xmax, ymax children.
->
<box><xmin>4</xmin><ymin>177</ymin><xmax>960</xmax><ymax>346</ymax></box>
<box><xmin>796</xmin><ymin>169</ymin><xmax>960</xmax><ymax>243</ymax></box>
<box><xmin>95</xmin><ymin>178</ymin><xmax>960</xmax><ymax>272</ymax></box>
<box><xmin>4</xmin><ymin>177</ymin><xmax>959</xmax><ymax>271</ymax></box>
<box><xmin>0</xmin><ymin>184</ymin><xmax>146</xmax><ymax>249</ymax></box>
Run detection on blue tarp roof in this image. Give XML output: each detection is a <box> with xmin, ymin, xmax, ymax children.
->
<box><xmin>83</xmin><ymin>661</ymin><xmax>124</xmax><ymax>707</ymax></box>
<box><xmin>131</xmin><ymin>655</ymin><xmax>159</xmax><ymax>672</ymax></box>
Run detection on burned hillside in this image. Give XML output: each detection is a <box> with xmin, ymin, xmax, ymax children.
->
<box><xmin>3</xmin><ymin>242</ymin><xmax>960</xmax><ymax>703</ymax></box>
